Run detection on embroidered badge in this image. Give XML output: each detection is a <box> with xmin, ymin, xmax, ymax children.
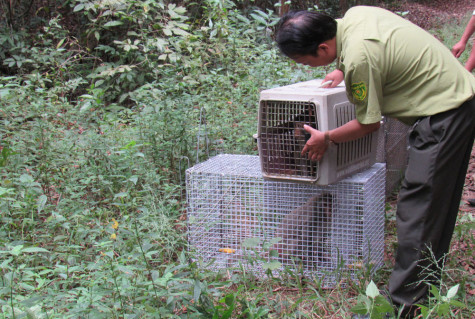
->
<box><xmin>351</xmin><ymin>82</ymin><xmax>367</xmax><ymax>101</ymax></box>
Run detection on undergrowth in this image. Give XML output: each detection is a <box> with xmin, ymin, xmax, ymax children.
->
<box><xmin>0</xmin><ymin>1</ymin><xmax>473</xmax><ymax>318</ymax></box>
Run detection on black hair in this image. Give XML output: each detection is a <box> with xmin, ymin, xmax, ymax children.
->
<box><xmin>275</xmin><ymin>10</ymin><xmax>337</xmax><ymax>58</ymax></box>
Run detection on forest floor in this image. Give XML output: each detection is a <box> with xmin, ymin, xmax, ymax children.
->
<box><xmin>387</xmin><ymin>0</ymin><xmax>473</xmax><ymax>30</ymax></box>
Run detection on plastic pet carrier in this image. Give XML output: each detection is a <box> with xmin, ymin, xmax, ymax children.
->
<box><xmin>257</xmin><ymin>79</ymin><xmax>378</xmax><ymax>185</ymax></box>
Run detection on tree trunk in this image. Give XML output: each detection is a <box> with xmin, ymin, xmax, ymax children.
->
<box><xmin>339</xmin><ymin>0</ymin><xmax>349</xmax><ymax>14</ymax></box>
<box><xmin>279</xmin><ymin>0</ymin><xmax>290</xmax><ymax>16</ymax></box>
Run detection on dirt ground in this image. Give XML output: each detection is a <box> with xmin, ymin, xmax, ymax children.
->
<box><xmin>388</xmin><ymin>0</ymin><xmax>473</xmax><ymax>30</ymax></box>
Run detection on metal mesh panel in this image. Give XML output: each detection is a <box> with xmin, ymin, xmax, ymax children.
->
<box><xmin>259</xmin><ymin>100</ymin><xmax>318</xmax><ymax>180</ymax></box>
<box><xmin>376</xmin><ymin>118</ymin><xmax>409</xmax><ymax>196</ymax></box>
<box><xmin>186</xmin><ymin>155</ymin><xmax>385</xmax><ymax>287</ymax></box>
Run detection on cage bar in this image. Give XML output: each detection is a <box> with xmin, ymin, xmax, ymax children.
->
<box><xmin>376</xmin><ymin>117</ymin><xmax>409</xmax><ymax>196</ymax></box>
<box><xmin>186</xmin><ymin>154</ymin><xmax>385</xmax><ymax>286</ymax></box>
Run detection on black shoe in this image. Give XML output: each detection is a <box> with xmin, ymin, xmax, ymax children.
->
<box><xmin>468</xmin><ymin>198</ymin><xmax>475</xmax><ymax>206</ymax></box>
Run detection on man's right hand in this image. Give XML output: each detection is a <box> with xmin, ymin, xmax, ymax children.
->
<box><xmin>322</xmin><ymin>69</ymin><xmax>344</xmax><ymax>88</ymax></box>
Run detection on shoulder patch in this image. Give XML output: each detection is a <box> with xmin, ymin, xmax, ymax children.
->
<box><xmin>350</xmin><ymin>82</ymin><xmax>367</xmax><ymax>101</ymax></box>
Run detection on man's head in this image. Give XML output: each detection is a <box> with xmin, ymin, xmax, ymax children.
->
<box><xmin>276</xmin><ymin>10</ymin><xmax>337</xmax><ymax>66</ymax></box>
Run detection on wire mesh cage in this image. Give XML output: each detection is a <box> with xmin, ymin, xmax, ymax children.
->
<box><xmin>186</xmin><ymin>154</ymin><xmax>385</xmax><ymax>286</ymax></box>
<box><xmin>257</xmin><ymin>79</ymin><xmax>378</xmax><ymax>185</ymax></box>
<box><xmin>376</xmin><ymin>117</ymin><xmax>409</xmax><ymax>196</ymax></box>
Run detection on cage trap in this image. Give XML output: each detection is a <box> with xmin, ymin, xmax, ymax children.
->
<box><xmin>186</xmin><ymin>154</ymin><xmax>385</xmax><ymax>286</ymax></box>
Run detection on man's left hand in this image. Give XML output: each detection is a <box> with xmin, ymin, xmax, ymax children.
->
<box><xmin>301</xmin><ymin>125</ymin><xmax>328</xmax><ymax>161</ymax></box>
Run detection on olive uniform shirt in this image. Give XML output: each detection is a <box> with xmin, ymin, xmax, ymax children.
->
<box><xmin>335</xmin><ymin>6</ymin><xmax>475</xmax><ymax>125</ymax></box>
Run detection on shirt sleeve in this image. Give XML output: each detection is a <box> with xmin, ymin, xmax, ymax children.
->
<box><xmin>344</xmin><ymin>60</ymin><xmax>383</xmax><ymax>124</ymax></box>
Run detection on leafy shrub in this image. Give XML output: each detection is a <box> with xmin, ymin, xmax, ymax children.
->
<box><xmin>2</xmin><ymin>1</ymin><xmax>471</xmax><ymax>318</ymax></box>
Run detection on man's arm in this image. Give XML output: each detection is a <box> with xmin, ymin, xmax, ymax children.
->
<box><xmin>301</xmin><ymin>119</ymin><xmax>380</xmax><ymax>161</ymax></box>
<box><xmin>452</xmin><ymin>15</ymin><xmax>475</xmax><ymax>58</ymax></box>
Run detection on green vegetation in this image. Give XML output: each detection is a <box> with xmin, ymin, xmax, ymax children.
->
<box><xmin>0</xmin><ymin>0</ymin><xmax>473</xmax><ymax>318</ymax></box>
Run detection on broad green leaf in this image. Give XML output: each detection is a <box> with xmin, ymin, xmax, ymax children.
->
<box><xmin>174</xmin><ymin>6</ymin><xmax>187</xmax><ymax>15</ymax></box>
<box><xmin>20</xmin><ymin>174</ymin><xmax>34</xmax><ymax>184</ymax></box>
<box><xmin>193</xmin><ymin>280</ymin><xmax>201</xmax><ymax>301</ymax></box>
<box><xmin>262</xmin><ymin>260</ymin><xmax>281</xmax><ymax>271</ymax></box>
<box><xmin>448</xmin><ymin>300</ymin><xmax>466</xmax><ymax>308</ymax></box>
<box><xmin>149</xmin><ymin>270</ymin><xmax>159</xmax><ymax>283</ymax></box>
<box><xmin>163</xmin><ymin>27</ymin><xmax>173</xmax><ymax>36</ymax></box>
<box><xmin>128</xmin><ymin>176</ymin><xmax>138</xmax><ymax>185</ymax></box>
<box><xmin>11</xmin><ymin>245</ymin><xmax>24</xmax><ymax>256</ymax></box>
<box><xmin>37</xmin><ymin>195</ymin><xmax>47</xmax><ymax>213</ymax></box>
<box><xmin>236</xmin><ymin>14</ymin><xmax>250</xmax><ymax>24</ymax></box>
<box><xmin>253</xmin><ymin>10</ymin><xmax>269</xmax><ymax>19</ymax></box>
<box><xmin>0</xmin><ymin>257</ymin><xmax>13</xmax><ymax>268</ymax></box>
<box><xmin>374</xmin><ymin>295</ymin><xmax>394</xmax><ymax>312</ymax></box>
<box><xmin>4</xmin><ymin>271</ymin><xmax>15</xmax><ymax>284</ymax></box>
<box><xmin>79</xmin><ymin>101</ymin><xmax>92</xmax><ymax>113</ymax></box>
<box><xmin>22</xmin><ymin>247</ymin><xmax>50</xmax><ymax>253</ymax></box>
<box><xmin>56</xmin><ymin>38</ymin><xmax>65</xmax><ymax>49</ymax></box>
<box><xmin>350</xmin><ymin>297</ymin><xmax>368</xmax><ymax>315</ymax></box>
<box><xmin>250</xmin><ymin>13</ymin><xmax>267</xmax><ymax>26</ymax></box>
<box><xmin>224</xmin><ymin>294</ymin><xmax>235</xmax><ymax>307</ymax></box>
<box><xmin>0</xmin><ymin>187</ymin><xmax>14</xmax><ymax>197</ymax></box>
<box><xmin>121</xmin><ymin>141</ymin><xmax>136</xmax><ymax>150</ymax></box>
<box><xmin>73</xmin><ymin>4</ymin><xmax>84</xmax><ymax>12</ymax></box>
<box><xmin>79</xmin><ymin>94</ymin><xmax>94</xmax><ymax>99</ymax></box>
<box><xmin>366</xmin><ymin>280</ymin><xmax>380</xmax><ymax>298</ymax></box>
<box><xmin>156</xmin><ymin>272</ymin><xmax>173</xmax><ymax>287</ymax></box>
<box><xmin>436</xmin><ymin>303</ymin><xmax>450</xmax><ymax>316</ymax></box>
<box><xmin>0</xmin><ymin>89</ymin><xmax>10</xmax><ymax>98</ymax></box>
<box><xmin>446</xmin><ymin>284</ymin><xmax>459</xmax><ymax>299</ymax></box>
<box><xmin>104</xmin><ymin>251</ymin><xmax>114</xmax><ymax>259</ymax></box>
<box><xmin>172</xmin><ymin>28</ymin><xmax>190</xmax><ymax>37</ymax></box>
<box><xmin>114</xmin><ymin>192</ymin><xmax>128</xmax><ymax>199</ymax></box>
<box><xmin>269</xmin><ymin>249</ymin><xmax>279</xmax><ymax>258</ymax></box>
<box><xmin>429</xmin><ymin>284</ymin><xmax>440</xmax><ymax>299</ymax></box>
<box><xmin>117</xmin><ymin>265</ymin><xmax>134</xmax><ymax>276</ymax></box>
<box><xmin>104</xmin><ymin>21</ymin><xmax>123</xmax><ymax>28</ymax></box>
<box><xmin>19</xmin><ymin>282</ymin><xmax>35</xmax><ymax>291</ymax></box>
<box><xmin>242</xmin><ymin>237</ymin><xmax>261</xmax><ymax>248</ymax></box>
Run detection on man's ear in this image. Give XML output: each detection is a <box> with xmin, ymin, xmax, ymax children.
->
<box><xmin>318</xmin><ymin>43</ymin><xmax>329</xmax><ymax>53</ymax></box>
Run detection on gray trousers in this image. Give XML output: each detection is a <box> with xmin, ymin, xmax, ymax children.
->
<box><xmin>389</xmin><ymin>97</ymin><xmax>475</xmax><ymax>307</ymax></box>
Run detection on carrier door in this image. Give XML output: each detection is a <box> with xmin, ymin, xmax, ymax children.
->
<box><xmin>258</xmin><ymin>99</ymin><xmax>319</xmax><ymax>183</ymax></box>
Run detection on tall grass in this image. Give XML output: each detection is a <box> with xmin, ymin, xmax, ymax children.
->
<box><xmin>0</xmin><ymin>2</ymin><xmax>473</xmax><ymax>318</ymax></box>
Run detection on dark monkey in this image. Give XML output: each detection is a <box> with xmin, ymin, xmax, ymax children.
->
<box><xmin>274</xmin><ymin>193</ymin><xmax>333</xmax><ymax>264</ymax></box>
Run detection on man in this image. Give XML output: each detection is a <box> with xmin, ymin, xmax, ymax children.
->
<box><xmin>275</xmin><ymin>6</ymin><xmax>475</xmax><ymax>318</ymax></box>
